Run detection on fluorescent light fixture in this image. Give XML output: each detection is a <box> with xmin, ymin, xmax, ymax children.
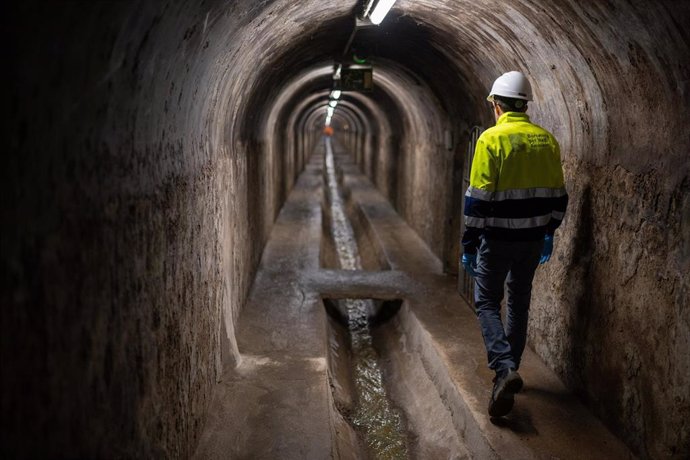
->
<box><xmin>325</xmin><ymin>115</ymin><xmax>332</xmax><ymax>126</ymax></box>
<box><xmin>369</xmin><ymin>0</ymin><xmax>397</xmax><ymax>25</ymax></box>
<box><xmin>331</xmin><ymin>90</ymin><xmax>341</xmax><ymax>100</ymax></box>
<box><xmin>327</xmin><ymin>106</ymin><xmax>335</xmax><ymax>117</ymax></box>
<box><xmin>329</xmin><ymin>100</ymin><xmax>338</xmax><ymax>108</ymax></box>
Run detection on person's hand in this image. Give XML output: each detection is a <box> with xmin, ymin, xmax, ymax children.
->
<box><xmin>540</xmin><ymin>235</ymin><xmax>554</xmax><ymax>264</ymax></box>
<box><xmin>461</xmin><ymin>253</ymin><xmax>478</xmax><ymax>277</ymax></box>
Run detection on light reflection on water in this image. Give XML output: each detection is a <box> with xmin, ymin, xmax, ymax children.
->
<box><xmin>324</xmin><ymin>138</ymin><xmax>408</xmax><ymax>459</ymax></box>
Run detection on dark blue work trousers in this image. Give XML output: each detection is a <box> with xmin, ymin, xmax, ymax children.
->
<box><xmin>474</xmin><ymin>238</ymin><xmax>543</xmax><ymax>373</ymax></box>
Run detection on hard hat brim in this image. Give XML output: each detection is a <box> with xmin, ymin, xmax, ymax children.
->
<box><xmin>486</xmin><ymin>93</ymin><xmax>531</xmax><ymax>102</ymax></box>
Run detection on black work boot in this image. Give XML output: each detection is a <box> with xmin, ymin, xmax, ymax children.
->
<box><xmin>488</xmin><ymin>369</ymin><xmax>523</xmax><ymax>417</ymax></box>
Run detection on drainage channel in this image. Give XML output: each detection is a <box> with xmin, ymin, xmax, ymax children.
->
<box><xmin>323</xmin><ymin>137</ymin><xmax>409</xmax><ymax>459</ymax></box>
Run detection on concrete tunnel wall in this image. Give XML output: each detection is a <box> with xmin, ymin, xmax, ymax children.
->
<box><xmin>3</xmin><ymin>1</ymin><xmax>689</xmax><ymax>458</ymax></box>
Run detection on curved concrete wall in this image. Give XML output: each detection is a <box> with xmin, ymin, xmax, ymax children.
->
<box><xmin>3</xmin><ymin>0</ymin><xmax>689</xmax><ymax>458</ymax></box>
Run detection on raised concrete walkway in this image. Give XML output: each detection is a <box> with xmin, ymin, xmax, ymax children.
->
<box><xmin>193</xmin><ymin>140</ymin><xmax>632</xmax><ymax>459</ymax></box>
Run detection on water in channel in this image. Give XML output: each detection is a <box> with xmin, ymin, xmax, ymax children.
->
<box><xmin>324</xmin><ymin>137</ymin><xmax>408</xmax><ymax>459</ymax></box>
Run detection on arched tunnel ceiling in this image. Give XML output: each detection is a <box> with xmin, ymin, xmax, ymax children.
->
<box><xmin>236</xmin><ymin>5</ymin><xmax>480</xmax><ymax>144</ymax></box>
<box><xmin>265</xmin><ymin>59</ymin><xmax>443</xmax><ymax>149</ymax></box>
<box><xmin>4</xmin><ymin>1</ymin><xmax>690</xmax><ymax>459</ymax></box>
<box><xmin>223</xmin><ymin>0</ymin><xmax>688</xmax><ymax>181</ymax></box>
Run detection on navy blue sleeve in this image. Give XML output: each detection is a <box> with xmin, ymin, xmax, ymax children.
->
<box><xmin>546</xmin><ymin>193</ymin><xmax>569</xmax><ymax>235</ymax></box>
<box><xmin>461</xmin><ymin>194</ymin><xmax>492</xmax><ymax>254</ymax></box>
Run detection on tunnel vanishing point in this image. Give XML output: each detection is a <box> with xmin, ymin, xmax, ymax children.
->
<box><xmin>3</xmin><ymin>1</ymin><xmax>690</xmax><ymax>458</ymax></box>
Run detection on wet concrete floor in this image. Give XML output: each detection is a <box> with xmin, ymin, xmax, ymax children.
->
<box><xmin>193</xmin><ymin>138</ymin><xmax>632</xmax><ymax>459</ymax></box>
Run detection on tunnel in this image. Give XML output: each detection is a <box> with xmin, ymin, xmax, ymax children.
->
<box><xmin>3</xmin><ymin>0</ymin><xmax>690</xmax><ymax>458</ymax></box>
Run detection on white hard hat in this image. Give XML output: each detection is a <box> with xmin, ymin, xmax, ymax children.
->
<box><xmin>487</xmin><ymin>71</ymin><xmax>533</xmax><ymax>101</ymax></box>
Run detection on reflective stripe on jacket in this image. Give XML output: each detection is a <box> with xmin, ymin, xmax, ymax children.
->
<box><xmin>462</xmin><ymin>112</ymin><xmax>568</xmax><ymax>254</ymax></box>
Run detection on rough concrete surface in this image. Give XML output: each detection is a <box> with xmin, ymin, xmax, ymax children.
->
<box><xmin>338</xmin><ymin>140</ymin><xmax>633</xmax><ymax>459</ymax></box>
<box><xmin>530</xmin><ymin>159</ymin><xmax>690</xmax><ymax>457</ymax></box>
<box><xmin>194</xmin><ymin>143</ymin><xmax>633</xmax><ymax>459</ymax></box>
<box><xmin>3</xmin><ymin>0</ymin><xmax>689</xmax><ymax>457</ymax></box>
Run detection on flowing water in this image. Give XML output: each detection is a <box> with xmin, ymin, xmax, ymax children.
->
<box><xmin>324</xmin><ymin>137</ymin><xmax>408</xmax><ymax>459</ymax></box>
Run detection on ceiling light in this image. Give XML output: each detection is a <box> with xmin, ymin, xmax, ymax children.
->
<box><xmin>369</xmin><ymin>0</ymin><xmax>397</xmax><ymax>25</ymax></box>
<box><xmin>331</xmin><ymin>90</ymin><xmax>341</xmax><ymax>100</ymax></box>
<box><xmin>329</xmin><ymin>100</ymin><xmax>338</xmax><ymax>108</ymax></box>
<box><xmin>327</xmin><ymin>107</ymin><xmax>335</xmax><ymax>117</ymax></box>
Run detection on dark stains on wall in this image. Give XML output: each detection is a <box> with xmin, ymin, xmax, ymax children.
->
<box><xmin>3</xmin><ymin>0</ymin><xmax>690</xmax><ymax>458</ymax></box>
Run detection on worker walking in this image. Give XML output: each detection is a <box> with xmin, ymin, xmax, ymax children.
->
<box><xmin>461</xmin><ymin>71</ymin><xmax>568</xmax><ymax>417</ymax></box>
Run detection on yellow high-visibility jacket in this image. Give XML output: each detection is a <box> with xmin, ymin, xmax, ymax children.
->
<box><xmin>462</xmin><ymin>112</ymin><xmax>568</xmax><ymax>254</ymax></box>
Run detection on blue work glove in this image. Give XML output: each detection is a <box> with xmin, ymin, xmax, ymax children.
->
<box><xmin>540</xmin><ymin>235</ymin><xmax>554</xmax><ymax>264</ymax></box>
<box><xmin>461</xmin><ymin>253</ymin><xmax>478</xmax><ymax>277</ymax></box>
